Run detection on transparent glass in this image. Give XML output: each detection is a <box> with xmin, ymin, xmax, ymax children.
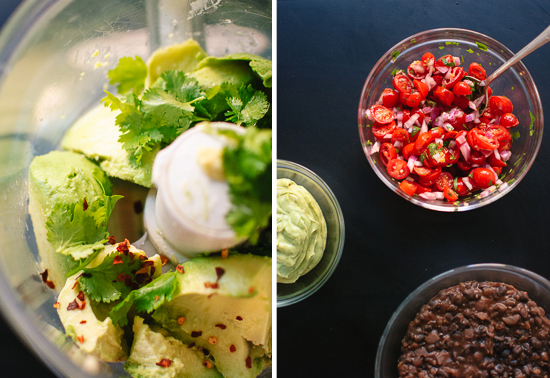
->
<box><xmin>375</xmin><ymin>264</ymin><xmax>550</xmax><ymax>378</ymax></box>
<box><xmin>0</xmin><ymin>0</ymin><xmax>271</xmax><ymax>377</ymax></box>
<box><xmin>358</xmin><ymin>28</ymin><xmax>543</xmax><ymax>212</ymax></box>
<box><xmin>276</xmin><ymin>160</ymin><xmax>345</xmax><ymax>307</ymax></box>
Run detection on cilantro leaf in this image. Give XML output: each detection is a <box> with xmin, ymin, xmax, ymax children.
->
<box><xmin>224</xmin><ymin>84</ymin><xmax>270</xmax><ymax>127</ymax></box>
<box><xmin>109</xmin><ymin>272</ymin><xmax>179</xmax><ymax>327</ymax></box>
<box><xmin>476</xmin><ymin>42</ymin><xmax>488</xmax><ymax>51</ymax></box>
<box><xmin>222</xmin><ymin>127</ymin><xmax>272</xmax><ymax>243</ymax></box>
<box><xmin>78</xmin><ymin>252</ymin><xmax>143</xmax><ymax>303</ymax></box>
<box><xmin>107</xmin><ymin>56</ymin><xmax>147</xmax><ymax>95</ymax></box>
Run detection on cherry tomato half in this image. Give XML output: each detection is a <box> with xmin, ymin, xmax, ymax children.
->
<box><xmin>399</xmin><ymin>178</ymin><xmax>418</xmax><ymax>196</ymax></box>
<box><xmin>407</xmin><ymin>60</ymin><xmax>427</xmax><ymax>80</ymax></box>
<box><xmin>402</xmin><ymin>142</ymin><xmax>416</xmax><ymax>160</ymax></box>
<box><xmin>452</xmin><ymin>81</ymin><xmax>472</xmax><ymax>96</ymax></box>
<box><xmin>468</xmin><ymin>62</ymin><xmax>486</xmax><ymax>80</ymax></box>
<box><xmin>391</xmin><ymin>129</ymin><xmax>410</xmax><ymax>144</ymax></box>
<box><xmin>443</xmin><ymin>67</ymin><xmax>465</xmax><ymax>89</ymax></box>
<box><xmin>414</xmin><ymin>132</ymin><xmax>435</xmax><ymax>155</ymax></box>
<box><xmin>470</xmin><ymin>167</ymin><xmax>496</xmax><ymax>189</ymax></box>
<box><xmin>392</xmin><ymin>73</ymin><xmax>413</xmax><ymax>93</ymax></box>
<box><xmin>380</xmin><ymin>88</ymin><xmax>399</xmax><ymax>108</ymax></box>
<box><xmin>372</xmin><ymin>120</ymin><xmax>397</xmax><ymax>139</ymax></box>
<box><xmin>413</xmin><ymin>79</ymin><xmax>429</xmax><ymax>99</ymax></box>
<box><xmin>379</xmin><ymin>143</ymin><xmax>397</xmax><ymax>166</ymax></box>
<box><xmin>443</xmin><ymin>186</ymin><xmax>459</xmax><ymax>202</ymax></box>
<box><xmin>370</xmin><ymin>104</ymin><xmax>395</xmax><ymax>124</ymax></box>
<box><xmin>406</xmin><ymin>91</ymin><xmax>424</xmax><ymax>108</ymax></box>
<box><xmin>434</xmin><ymin>86</ymin><xmax>454</xmax><ymax>106</ymax></box>
<box><xmin>488</xmin><ymin>152</ymin><xmax>507</xmax><ymax>168</ymax></box>
<box><xmin>422</xmin><ymin>53</ymin><xmax>435</xmax><ymax>67</ymax></box>
<box><xmin>454</xmin><ymin>178</ymin><xmax>470</xmax><ymax>196</ymax></box>
<box><xmin>488</xmin><ymin>95</ymin><xmax>513</xmax><ymax>115</ymax></box>
<box><xmin>435</xmin><ymin>54</ymin><xmax>456</xmax><ymax>72</ymax></box>
<box><xmin>435</xmin><ymin>172</ymin><xmax>453</xmax><ymax>191</ymax></box>
<box><xmin>387</xmin><ymin>158</ymin><xmax>410</xmax><ymax>180</ymax></box>
<box><xmin>468</xmin><ymin>127</ymin><xmax>499</xmax><ymax>151</ymax></box>
<box><xmin>500</xmin><ymin>113</ymin><xmax>519</xmax><ymax>128</ymax></box>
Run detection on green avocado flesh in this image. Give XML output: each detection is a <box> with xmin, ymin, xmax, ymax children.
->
<box><xmin>28</xmin><ymin>150</ymin><xmax>112</xmax><ymax>290</ymax></box>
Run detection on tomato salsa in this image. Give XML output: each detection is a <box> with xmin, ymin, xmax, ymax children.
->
<box><xmin>367</xmin><ymin>52</ymin><xmax>518</xmax><ymax>202</ymax></box>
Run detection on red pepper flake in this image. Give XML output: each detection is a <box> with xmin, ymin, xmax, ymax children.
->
<box><xmin>215</xmin><ymin>267</ymin><xmax>225</xmax><ymax>280</ymax></box>
<box><xmin>154</xmin><ymin>295</ymin><xmax>160</xmax><ymax>301</ymax></box>
<box><xmin>177</xmin><ymin>317</ymin><xmax>186</xmax><ymax>325</ymax></box>
<box><xmin>78</xmin><ymin>335</ymin><xmax>85</xmax><ymax>344</ymax></box>
<box><xmin>187</xmin><ymin>342</ymin><xmax>195</xmax><ymax>349</ymax></box>
<box><xmin>83</xmin><ymin>199</ymin><xmax>88</xmax><ymax>211</ymax></box>
<box><xmin>116</xmin><ymin>239</ymin><xmax>130</xmax><ymax>255</ymax></box>
<box><xmin>40</xmin><ymin>269</ymin><xmax>49</xmax><ymax>283</ymax></box>
<box><xmin>236</xmin><ymin>316</ymin><xmax>243</xmax><ymax>321</ymax></box>
<box><xmin>77</xmin><ymin>291</ymin><xmax>85</xmax><ymax>301</ymax></box>
<box><xmin>128</xmin><ymin>251</ymin><xmax>134</xmax><ymax>261</ymax></box>
<box><xmin>113</xmin><ymin>255</ymin><xmax>123</xmax><ymax>265</ymax></box>
<box><xmin>245</xmin><ymin>356</ymin><xmax>252</xmax><ymax>369</ymax></box>
<box><xmin>77</xmin><ymin>300</ymin><xmax>86</xmax><ymax>310</ymax></box>
<box><xmin>67</xmin><ymin>299</ymin><xmax>79</xmax><ymax>311</ymax></box>
<box><xmin>155</xmin><ymin>358</ymin><xmax>172</xmax><ymax>368</ymax></box>
<box><xmin>160</xmin><ymin>255</ymin><xmax>169</xmax><ymax>266</ymax></box>
<box><xmin>203</xmin><ymin>360</ymin><xmax>213</xmax><ymax>369</ymax></box>
<box><xmin>53</xmin><ymin>302</ymin><xmax>61</xmax><ymax>309</ymax></box>
<box><xmin>191</xmin><ymin>331</ymin><xmax>203</xmax><ymax>338</ymax></box>
<box><xmin>71</xmin><ymin>280</ymin><xmax>79</xmax><ymax>290</ymax></box>
<box><xmin>215</xmin><ymin>323</ymin><xmax>226</xmax><ymax>330</ymax></box>
<box><xmin>139</xmin><ymin>254</ymin><xmax>147</xmax><ymax>261</ymax></box>
<box><xmin>117</xmin><ymin>273</ymin><xmax>125</xmax><ymax>282</ymax></box>
<box><xmin>108</xmin><ymin>235</ymin><xmax>117</xmax><ymax>245</ymax></box>
<box><xmin>230</xmin><ymin>344</ymin><xmax>236</xmax><ymax>353</ymax></box>
<box><xmin>248</xmin><ymin>286</ymin><xmax>254</xmax><ymax>294</ymax></box>
<box><xmin>80</xmin><ymin>320</ymin><xmax>87</xmax><ymax>324</ymax></box>
<box><xmin>135</xmin><ymin>265</ymin><xmax>150</xmax><ymax>275</ymax></box>
<box><xmin>124</xmin><ymin>274</ymin><xmax>132</xmax><ymax>287</ymax></box>
<box><xmin>46</xmin><ymin>280</ymin><xmax>55</xmax><ymax>289</ymax></box>
<box><xmin>221</xmin><ymin>249</ymin><xmax>229</xmax><ymax>259</ymax></box>
<box><xmin>142</xmin><ymin>260</ymin><xmax>155</xmax><ymax>267</ymax></box>
<box><xmin>176</xmin><ymin>265</ymin><xmax>184</xmax><ymax>274</ymax></box>
<box><xmin>204</xmin><ymin>282</ymin><xmax>219</xmax><ymax>289</ymax></box>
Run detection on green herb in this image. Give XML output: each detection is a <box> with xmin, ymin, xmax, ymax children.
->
<box><xmin>391</xmin><ymin>69</ymin><xmax>399</xmax><ymax>76</ymax></box>
<box><xmin>411</xmin><ymin>39</ymin><xmax>417</xmax><ymax>44</ymax></box>
<box><xmin>411</xmin><ymin>126</ymin><xmax>420</xmax><ymax>137</ymax></box>
<box><xmin>439</xmin><ymin>46</ymin><xmax>445</xmax><ymax>50</ymax></box>
<box><xmin>65</xmin><ymin>248</ymin><xmax>103</xmax><ymax>278</ymax></box>
<box><xmin>511</xmin><ymin>131</ymin><xmax>521</xmax><ymax>141</ymax></box>
<box><xmin>78</xmin><ymin>252</ymin><xmax>145</xmax><ymax>303</ymax></box>
<box><xmin>466</xmin><ymin>48</ymin><xmax>474</xmax><ymax>53</ymax></box>
<box><xmin>529</xmin><ymin>110</ymin><xmax>535</xmax><ymax>130</ymax></box>
<box><xmin>476</xmin><ymin>42</ymin><xmax>488</xmax><ymax>51</ymax></box>
<box><xmin>46</xmin><ymin>194</ymin><xmax>122</xmax><ymax>261</ymax></box>
<box><xmin>514</xmin><ymin>157</ymin><xmax>522</xmax><ymax>166</ymax></box>
<box><xmin>391</xmin><ymin>51</ymin><xmax>400</xmax><ymax>60</ymax></box>
<box><xmin>107</xmin><ymin>56</ymin><xmax>147</xmax><ymax>95</ymax></box>
<box><xmin>221</xmin><ymin>127</ymin><xmax>272</xmax><ymax>244</ymax></box>
<box><xmin>225</xmin><ymin>84</ymin><xmax>270</xmax><ymax>127</ymax></box>
<box><xmin>110</xmin><ymin>273</ymin><xmax>179</xmax><ymax>327</ymax></box>
<box><xmin>445</xmin><ymin>41</ymin><xmax>459</xmax><ymax>45</ymax></box>
<box><xmin>442</xmin><ymin>57</ymin><xmax>455</xmax><ymax>67</ymax></box>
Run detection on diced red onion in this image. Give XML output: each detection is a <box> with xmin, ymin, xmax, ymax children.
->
<box><xmin>425</xmin><ymin>74</ymin><xmax>437</xmax><ymax>91</ymax></box>
<box><xmin>463</xmin><ymin>79</ymin><xmax>474</xmax><ymax>87</ymax></box>
<box><xmin>498</xmin><ymin>182</ymin><xmax>509</xmax><ymax>192</ymax></box>
<box><xmin>384</xmin><ymin>133</ymin><xmax>392</xmax><ymax>139</ymax></box>
<box><xmin>500</xmin><ymin>150</ymin><xmax>512</xmax><ymax>162</ymax></box>
<box><xmin>465</xmin><ymin>113</ymin><xmax>475</xmax><ymax>122</ymax></box>
<box><xmin>394</xmin><ymin>141</ymin><xmax>403</xmax><ymax>149</ymax></box>
<box><xmin>407</xmin><ymin>155</ymin><xmax>417</xmax><ymax>172</ymax></box>
<box><xmin>468</xmin><ymin>101</ymin><xmax>477</xmax><ymax>111</ymax></box>
<box><xmin>411</xmin><ymin>63</ymin><xmax>425</xmax><ymax>74</ymax></box>
<box><xmin>434</xmin><ymin>192</ymin><xmax>444</xmax><ymax>199</ymax></box>
<box><xmin>375</xmin><ymin>99</ymin><xmax>383</xmax><ymax>106</ymax></box>
<box><xmin>369</xmin><ymin>141</ymin><xmax>380</xmax><ymax>155</ymax></box>
<box><xmin>459</xmin><ymin>141</ymin><xmax>471</xmax><ymax>162</ymax></box>
<box><xmin>420</xmin><ymin>119</ymin><xmax>428</xmax><ymax>134</ymax></box>
<box><xmin>430</xmin><ymin>106</ymin><xmax>440</xmax><ymax>123</ymax></box>
<box><xmin>456</xmin><ymin>134</ymin><xmax>467</xmax><ymax>145</ymax></box>
<box><xmin>473</xmin><ymin>95</ymin><xmax>485</xmax><ymax>108</ymax></box>
<box><xmin>423</xmin><ymin>106</ymin><xmax>432</xmax><ymax>114</ymax></box>
<box><xmin>481</xmin><ymin>149</ymin><xmax>494</xmax><ymax>157</ymax></box>
<box><xmin>432</xmin><ymin>152</ymin><xmax>441</xmax><ymax>162</ymax></box>
<box><xmin>414</xmin><ymin>160</ymin><xmax>423</xmax><ymax>167</ymax></box>
<box><xmin>435</xmin><ymin>137</ymin><xmax>443</xmax><ymax>145</ymax></box>
<box><xmin>436</xmin><ymin>65</ymin><xmax>449</xmax><ymax>74</ymax></box>
<box><xmin>404</xmin><ymin>113</ymin><xmax>420</xmax><ymax>129</ymax></box>
<box><xmin>496</xmin><ymin>179</ymin><xmax>503</xmax><ymax>186</ymax></box>
<box><xmin>366</xmin><ymin>108</ymin><xmax>373</xmax><ymax>121</ymax></box>
<box><xmin>463</xmin><ymin>177</ymin><xmax>473</xmax><ymax>190</ymax></box>
<box><xmin>453</xmin><ymin>56</ymin><xmax>461</xmax><ymax>66</ymax></box>
<box><xmin>493</xmin><ymin>149</ymin><xmax>501</xmax><ymax>161</ymax></box>
<box><xmin>443</xmin><ymin>122</ymin><xmax>454</xmax><ymax>131</ymax></box>
<box><xmin>448</xmin><ymin>140</ymin><xmax>457</xmax><ymax>149</ymax></box>
<box><xmin>445</xmin><ymin>68</ymin><xmax>453</xmax><ymax>80</ymax></box>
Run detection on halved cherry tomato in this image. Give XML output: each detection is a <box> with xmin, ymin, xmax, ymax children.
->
<box><xmin>498</xmin><ymin>138</ymin><xmax>513</xmax><ymax>152</ymax></box>
<box><xmin>391</xmin><ymin>129</ymin><xmax>410</xmax><ymax>144</ymax></box>
<box><xmin>392</xmin><ymin>73</ymin><xmax>413</xmax><ymax>93</ymax></box>
<box><xmin>444</xmin><ymin>130</ymin><xmax>459</xmax><ymax>140</ymax></box>
<box><xmin>486</xmin><ymin>124</ymin><xmax>511</xmax><ymax>143</ymax></box>
<box><xmin>447</xmin><ymin>108</ymin><xmax>467</xmax><ymax>130</ymax></box>
<box><xmin>493</xmin><ymin>166</ymin><xmax>503</xmax><ymax>175</ymax></box>
<box><xmin>435</xmin><ymin>54</ymin><xmax>457</xmax><ymax>72</ymax></box>
<box><xmin>457</xmin><ymin>159</ymin><xmax>472</xmax><ymax>171</ymax></box>
<box><xmin>443</xmin><ymin>67</ymin><xmax>464</xmax><ymax>89</ymax></box>
<box><xmin>452</xmin><ymin>81</ymin><xmax>472</xmax><ymax>96</ymax></box>
<box><xmin>432</xmin><ymin>74</ymin><xmax>443</xmax><ymax>87</ymax></box>
<box><xmin>372</xmin><ymin>120</ymin><xmax>397</xmax><ymax>139</ymax></box>
<box><xmin>434</xmin><ymin>86</ymin><xmax>454</xmax><ymax>106</ymax></box>
<box><xmin>429</xmin><ymin>127</ymin><xmax>445</xmax><ymax>139</ymax></box>
<box><xmin>387</xmin><ymin>158</ymin><xmax>410</xmax><ymax>180</ymax></box>
<box><xmin>445</xmin><ymin>147</ymin><xmax>459</xmax><ymax>165</ymax></box>
<box><xmin>487</xmin><ymin>152</ymin><xmax>507</xmax><ymax>168</ymax></box>
<box><xmin>488</xmin><ymin>96</ymin><xmax>513</xmax><ymax>115</ymax></box>
<box><xmin>454</xmin><ymin>178</ymin><xmax>470</xmax><ymax>196</ymax></box>
<box><xmin>402</xmin><ymin>142</ymin><xmax>416</xmax><ymax>160</ymax></box>
<box><xmin>399</xmin><ymin>178</ymin><xmax>418</xmax><ymax>196</ymax></box>
<box><xmin>411</xmin><ymin>107</ymin><xmax>425</xmax><ymax>125</ymax></box>
<box><xmin>468</xmin><ymin>127</ymin><xmax>499</xmax><ymax>151</ymax></box>
<box><xmin>407</xmin><ymin>60</ymin><xmax>426</xmax><ymax>80</ymax></box>
<box><xmin>380</xmin><ymin>88</ymin><xmax>399</xmax><ymax>108</ymax></box>
<box><xmin>413</xmin><ymin>80</ymin><xmax>429</xmax><ymax>98</ymax></box>
<box><xmin>500</xmin><ymin>113</ymin><xmax>519</xmax><ymax>128</ymax></box>
<box><xmin>414</xmin><ymin>132</ymin><xmax>435</xmax><ymax>155</ymax></box>
<box><xmin>379</xmin><ymin>143</ymin><xmax>397</xmax><ymax>166</ymax></box>
<box><xmin>481</xmin><ymin>106</ymin><xmax>497</xmax><ymax>120</ymax></box>
<box><xmin>406</xmin><ymin>91</ymin><xmax>424</xmax><ymax>108</ymax></box>
<box><xmin>468</xmin><ymin>62</ymin><xmax>486</xmax><ymax>80</ymax></box>
<box><xmin>469</xmin><ymin>150</ymin><xmax>486</xmax><ymax>165</ymax></box>
<box><xmin>370</xmin><ymin>104</ymin><xmax>395</xmax><ymax>124</ymax></box>
<box><xmin>435</xmin><ymin>172</ymin><xmax>453</xmax><ymax>191</ymax></box>
<box><xmin>452</xmin><ymin>95</ymin><xmax>471</xmax><ymax>110</ymax></box>
<box><xmin>443</xmin><ymin>186</ymin><xmax>459</xmax><ymax>202</ymax></box>
<box><xmin>415</xmin><ymin>183</ymin><xmax>432</xmax><ymax>194</ymax></box>
<box><xmin>470</xmin><ymin>167</ymin><xmax>496</xmax><ymax>189</ymax></box>
<box><xmin>422</xmin><ymin>53</ymin><xmax>435</xmax><ymax>67</ymax></box>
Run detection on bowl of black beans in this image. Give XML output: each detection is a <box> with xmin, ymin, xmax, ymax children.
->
<box><xmin>376</xmin><ymin>264</ymin><xmax>550</xmax><ymax>378</ymax></box>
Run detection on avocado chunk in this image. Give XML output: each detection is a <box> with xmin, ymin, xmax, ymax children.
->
<box><xmin>57</xmin><ymin>244</ymin><xmax>163</xmax><ymax>362</ymax></box>
<box><xmin>125</xmin><ymin>317</ymin><xmax>222</xmax><ymax>378</ymax></box>
<box><xmin>29</xmin><ymin>151</ymin><xmax>113</xmax><ymax>290</ymax></box>
<box><xmin>152</xmin><ymin>254</ymin><xmax>272</xmax><ymax>378</ymax></box>
<box><xmin>61</xmin><ymin>105</ymin><xmax>157</xmax><ymax>188</ymax></box>
<box><xmin>146</xmin><ymin>39</ymin><xmax>209</xmax><ymax>87</ymax></box>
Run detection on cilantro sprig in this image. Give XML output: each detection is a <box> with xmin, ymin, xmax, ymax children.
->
<box><xmin>107</xmin><ymin>56</ymin><xmax>147</xmax><ymax>95</ymax></box>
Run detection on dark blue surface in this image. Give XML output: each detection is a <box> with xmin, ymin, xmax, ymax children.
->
<box><xmin>278</xmin><ymin>0</ymin><xmax>550</xmax><ymax>377</ymax></box>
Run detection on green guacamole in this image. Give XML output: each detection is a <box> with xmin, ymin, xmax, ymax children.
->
<box><xmin>276</xmin><ymin>179</ymin><xmax>327</xmax><ymax>284</ymax></box>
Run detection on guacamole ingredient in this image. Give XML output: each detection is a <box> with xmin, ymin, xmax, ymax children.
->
<box><xmin>276</xmin><ymin>178</ymin><xmax>327</xmax><ymax>284</ymax></box>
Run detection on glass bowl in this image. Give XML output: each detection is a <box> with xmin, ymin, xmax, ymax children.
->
<box><xmin>0</xmin><ymin>0</ymin><xmax>271</xmax><ymax>377</ymax></box>
<box><xmin>375</xmin><ymin>263</ymin><xmax>550</xmax><ymax>378</ymax></box>
<box><xmin>276</xmin><ymin>160</ymin><xmax>345</xmax><ymax>307</ymax></box>
<box><xmin>358</xmin><ymin>28</ymin><xmax>543</xmax><ymax>212</ymax></box>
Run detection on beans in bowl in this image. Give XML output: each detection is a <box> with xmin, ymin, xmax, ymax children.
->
<box><xmin>398</xmin><ymin>281</ymin><xmax>550</xmax><ymax>377</ymax></box>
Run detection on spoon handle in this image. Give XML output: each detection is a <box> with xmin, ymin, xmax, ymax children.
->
<box><xmin>486</xmin><ymin>25</ymin><xmax>550</xmax><ymax>85</ymax></box>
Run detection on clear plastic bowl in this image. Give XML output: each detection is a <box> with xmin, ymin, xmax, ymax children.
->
<box><xmin>375</xmin><ymin>264</ymin><xmax>550</xmax><ymax>378</ymax></box>
<box><xmin>276</xmin><ymin>160</ymin><xmax>345</xmax><ymax>307</ymax></box>
<box><xmin>358</xmin><ymin>28</ymin><xmax>543</xmax><ymax>212</ymax></box>
<box><xmin>0</xmin><ymin>0</ymin><xmax>271</xmax><ymax>377</ymax></box>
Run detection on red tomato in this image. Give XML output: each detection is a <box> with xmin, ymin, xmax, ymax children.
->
<box><xmin>416</xmin><ymin>183</ymin><xmax>432</xmax><ymax>194</ymax></box>
<box><xmin>392</xmin><ymin>74</ymin><xmax>413</xmax><ymax>93</ymax></box>
<box><xmin>488</xmin><ymin>96</ymin><xmax>513</xmax><ymax>115</ymax></box>
<box><xmin>422</xmin><ymin>53</ymin><xmax>435</xmax><ymax>67</ymax></box>
<box><xmin>387</xmin><ymin>159</ymin><xmax>410</xmax><ymax>180</ymax></box>
<box><xmin>468</xmin><ymin>62</ymin><xmax>486</xmax><ymax>80</ymax></box>
<box><xmin>399</xmin><ymin>178</ymin><xmax>418</xmax><ymax>196</ymax></box>
<box><xmin>435</xmin><ymin>54</ymin><xmax>457</xmax><ymax>71</ymax></box>
<box><xmin>406</xmin><ymin>91</ymin><xmax>424</xmax><ymax>108</ymax></box>
<box><xmin>443</xmin><ymin>67</ymin><xmax>464</xmax><ymax>89</ymax></box>
<box><xmin>452</xmin><ymin>81</ymin><xmax>472</xmax><ymax>96</ymax></box>
<box><xmin>498</xmin><ymin>138</ymin><xmax>513</xmax><ymax>152</ymax></box>
<box><xmin>391</xmin><ymin>129</ymin><xmax>410</xmax><ymax>144</ymax></box>
<box><xmin>470</xmin><ymin>167</ymin><xmax>496</xmax><ymax>189</ymax></box>
<box><xmin>493</xmin><ymin>166</ymin><xmax>503</xmax><ymax>175</ymax></box>
<box><xmin>468</xmin><ymin>127</ymin><xmax>499</xmax><ymax>151</ymax></box>
<box><xmin>372</xmin><ymin>120</ymin><xmax>397</xmax><ymax>139</ymax></box>
<box><xmin>444</xmin><ymin>130</ymin><xmax>458</xmax><ymax>140</ymax></box>
<box><xmin>407</xmin><ymin>60</ymin><xmax>427</xmax><ymax>80</ymax></box>
<box><xmin>414</xmin><ymin>132</ymin><xmax>435</xmax><ymax>155</ymax></box>
<box><xmin>486</xmin><ymin>124</ymin><xmax>511</xmax><ymax>143</ymax></box>
<box><xmin>452</xmin><ymin>95</ymin><xmax>470</xmax><ymax>110</ymax></box>
<box><xmin>454</xmin><ymin>178</ymin><xmax>470</xmax><ymax>196</ymax></box>
<box><xmin>429</xmin><ymin>127</ymin><xmax>445</xmax><ymax>139</ymax></box>
<box><xmin>487</xmin><ymin>152</ymin><xmax>507</xmax><ymax>168</ymax></box>
<box><xmin>379</xmin><ymin>143</ymin><xmax>397</xmax><ymax>166</ymax></box>
<box><xmin>435</xmin><ymin>172</ymin><xmax>453</xmax><ymax>191</ymax></box>
<box><xmin>469</xmin><ymin>150</ymin><xmax>486</xmax><ymax>166</ymax></box>
<box><xmin>448</xmin><ymin>108</ymin><xmax>467</xmax><ymax>130</ymax></box>
<box><xmin>457</xmin><ymin>159</ymin><xmax>472</xmax><ymax>171</ymax></box>
<box><xmin>434</xmin><ymin>86</ymin><xmax>454</xmax><ymax>106</ymax></box>
<box><xmin>411</xmin><ymin>107</ymin><xmax>425</xmax><ymax>125</ymax></box>
<box><xmin>432</xmin><ymin>74</ymin><xmax>443</xmax><ymax>87</ymax></box>
<box><xmin>380</xmin><ymin>88</ymin><xmax>399</xmax><ymax>108</ymax></box>
<box><xmin>500</xmin><ymin>113</ymin><xmax>519</xmax><ymax>128</ymax></box>
<box><xmin>445</xmin><ymin>147</ymin><xmax>459</xmax><ymax>165</ymax></box>
<box><xmin>370</xmin><ymin>104</ymin><xmax>395</xmax><ymax>124</ymax></box>
<box><xmin>481</xmin><ymin>106</ymin><xmax>498</xmax><ymax>120</ymax></box>
<box><xmin>443</xmin><ymin>186</ymin><xmax>459</xmax><ymax>202</ymax></box>
<box><xmin>413</xmin><ymin>80</ymin><xmax>429</xmax><ymax>98</ymax></box>
<box><xmin>402</xmin><ymin>142</ymin><xmax>416</xmax><ymax>160</ymax></box>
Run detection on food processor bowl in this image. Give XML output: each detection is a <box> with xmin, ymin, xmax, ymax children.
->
<box><xmin>0</xmin><ymin>0</ymin><xmax>271</xmax><ymax>376</ymax></box>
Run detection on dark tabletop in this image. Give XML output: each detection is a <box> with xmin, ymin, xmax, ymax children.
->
<box><xmin>278</xmin><ymin>0</ymin><xmax>550</xmax><ymax>377</ymax></box>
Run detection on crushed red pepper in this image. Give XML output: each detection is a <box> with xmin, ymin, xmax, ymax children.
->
<box><xmin>116</xmin><ymin>239</ymin><xmax>130</xmax><ymax>255</ymax></box>
<box><xmin>155</xmin><ymin>358</ymin><xmax>172</xmax><ymax>368</ymax></box>
<box><xmin>248</xmin><ymin>286</ymin><xmax>254</xmax><ymax>294</ymax></box>
<box><xmin>46</xmin><ymin>280</ymin><xmax>55</xmax><ymax>289</ymax></box>
<box><xmin>67</xmin><ymin>300</ymin><xmax>79</xmax><ymax>311</ymax></box>
<box><xmin>230</xmin><ymin>345</ymin><xmax>236</xmax><ymax>353</ymax></box>
<box><xmin>78</xmin><ymin>335</ymin><xmax>85</xmax><ymax>344</ymax></box>
<box><xmin>215</xmin><ymin>267</ymin><xmax>225</xmax><ymax>280</ymax></box>
<box><xmin>108</xmin><ymin>235</ymin><xmax>117</xmax><ymax>245</ymax></box>
<box><xmin>191</xmin><ymin>331</ymin><xmax>203</xmax><ymax>338</ymax></box>
<box><xmin>236</xmin><ymin>316</ymin><xmax>243</xmax><ymax>321</ymax></box>
<box><xmin>77</xmin><ymin>300</ymin><xmax>86</xmax><ymax>310</ymax></box>
<box><xmin>117</xmin><ymin>273</ymin><xmax>125</xmax><ymax>282</ymax></box>
<box><xmin>246</xmin><ymin>356</ymin><xmax>252</xmax><ymax>369</ymax></box>
<box><xmin>77</xmin><ymin>291</ymin><xmax>85</xmax><ymax>301</ymax></box>
<box><xmin>53</xmin><ymin>302</ymin><xmax>61</xmax><ymax>309</ymax></box>
<box><xmin>177</xmin><ymin>317</ymin><xmax>186</xmax><ymax>325</ymax></box>
<box><xmin>176</xmin><ymin>265</ymin><xmax>185</xmax><ymax>274</ymax></box>
<box><xmin>83</xmin><ymin>198</ymin><xmax>88</xmax><ymax>211</ymax></box>
<box><xmin>40</xmin><ymin>269</ymin><xmax>55</xmax><ymax>289</ymax></box>
<box><xmin>113</xmin><ymin>255</ymin><xmax>123</xmax><ymax>265</ymax></box>
<box><xmin>160</xmin><ymin>255</ymin><xmax>169</xmax><ymax>266</ymax></box>
<box><xmin>80</xmin><ymin>320</ymin><xmax>87</xmax><ymax>324</ymax></box>
<box><xmin>208</xmin><ymin>336</ymin><xmax>218</xmax><ymax>345</ymax></box>
<box><xmin>204</xmin><ymin>282</ymin><xmax>219</xmax><ymax>289</ymax></box>
<box><xmin>187</xmin><ymin>342</ymin><xmax>195</xmax><ymax>349</ymax></box>
<box><xmin>215</xmin><ymin>324</ymin><xmax>226</xmax><ymax>330</ymax></box>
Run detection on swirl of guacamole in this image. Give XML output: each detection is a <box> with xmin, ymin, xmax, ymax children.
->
<box><xmin>277</xmin><ymin>178</ymin><xmax>327</xmax><ymax>283</ymax></box>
